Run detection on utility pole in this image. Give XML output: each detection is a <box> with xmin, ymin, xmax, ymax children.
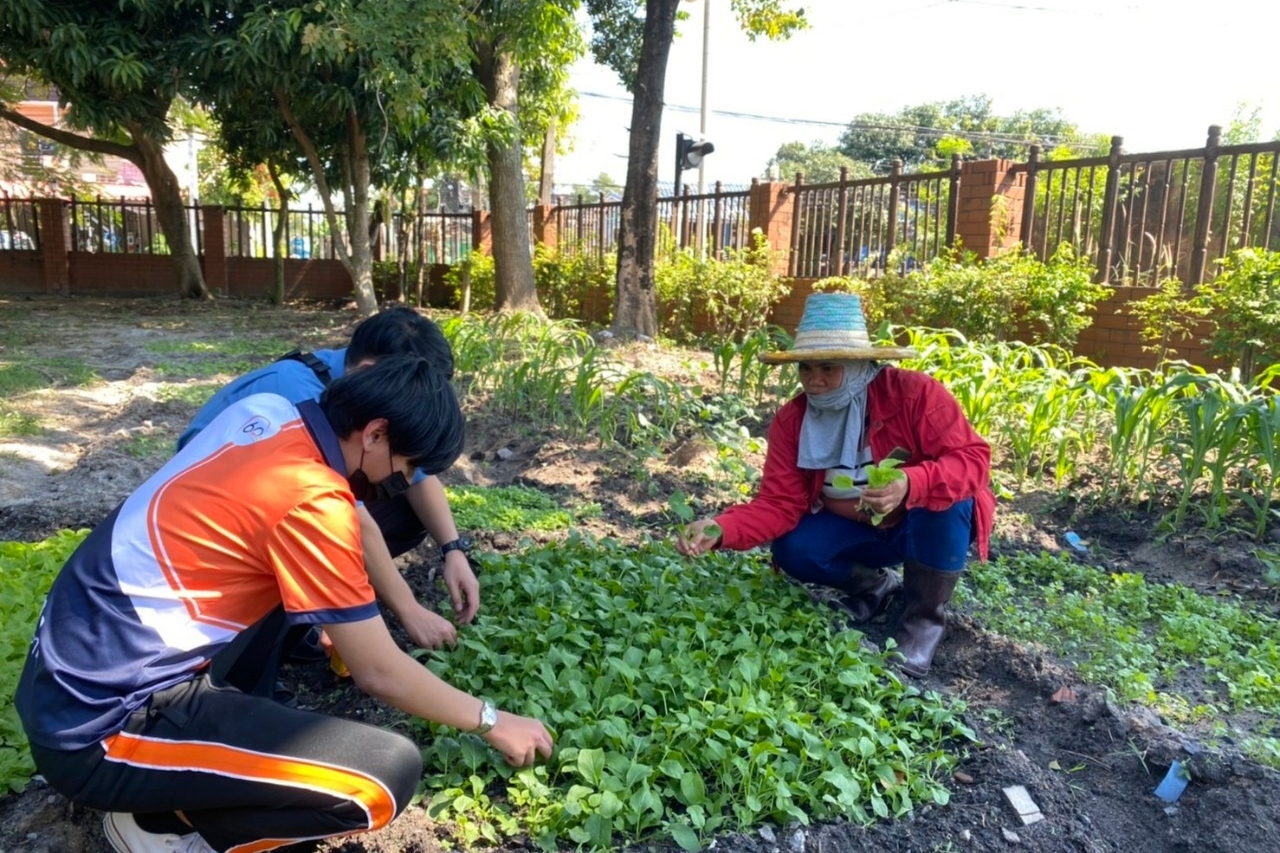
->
<box><xmin>696</xmin><ymin>0</ymin><xmax>712</xmax><ymax>256</ymax></box>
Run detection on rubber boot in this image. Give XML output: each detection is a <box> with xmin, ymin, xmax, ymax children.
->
<box><xmin>837</xmin><ymin>566</ymin><xmax>901</xmax><ymax>623</ymax></box>
<box><xmin>893</xmin><ymin>561</ymin><xmax>960</xmax><ymax>678</ymax></box>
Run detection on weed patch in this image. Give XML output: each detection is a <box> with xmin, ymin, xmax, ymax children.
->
<box><xmin>0</xmin><ymin>530</ymin><xmax>90</xmax><ymax>793</ymax></box>
<box><xmin>445</xmin><ymin>485</ymin><xmax>600</xmax><ymax>533</ymax></box>
<box><xmin>961</xmin><ymin>551</ymin><xmax>1280</xmax><ymax>757</ymax></box>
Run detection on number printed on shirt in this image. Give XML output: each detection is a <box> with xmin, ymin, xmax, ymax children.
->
<box><xmin>237</xmin><ymin>415</ymin><xmax>272</xmax><ymax>443</ymax></box>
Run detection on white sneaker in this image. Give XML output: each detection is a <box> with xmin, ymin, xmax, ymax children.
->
<box><xmin>103</xmin><ymin>812</ymin><xmax>216</xmax><ymax>853</ymax></box>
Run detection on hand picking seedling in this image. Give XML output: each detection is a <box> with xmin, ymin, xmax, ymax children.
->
<box><xmin>859</xmin><ymin>456</ymin><xmax>908</xmax><ymax>524</ymax></box>
<box><xmin>671</xmin><ymin>491</ymin><xmax>722</xmax><ymax>555</ymax></box>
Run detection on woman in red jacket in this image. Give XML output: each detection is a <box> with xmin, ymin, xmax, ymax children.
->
<box><xmin>676</xmin><ymin>292</ymin><xmax>995</xmax><ymax>677</ymax></box>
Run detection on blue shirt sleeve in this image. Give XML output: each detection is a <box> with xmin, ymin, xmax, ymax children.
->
<box><xmin>177</xmin><ymin>362</ymin><xmax>328</xmax><ymax>451</ymax></box>
<box><xmin>177</xmin><ymin>348</ymin><xmax>348</xmax><ymax>452</ymax></box>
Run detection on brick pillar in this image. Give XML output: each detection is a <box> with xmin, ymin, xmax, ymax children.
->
<box><xmin>471</xmin><ymin>209</ymin><xmax>492</xmax><ymax>256</ymax></box>
<box><xmin>37</xmin><ymin>198</ymin><xmax>69</xmax><ymax>295</ymax></box>
<box><xmin>748</xmin><ymin>180</ymin><xmax>793</xmax><ymax>276</ymax></box>
<box><xmin>201</xmin><ymin>205</ymin><xmax>228</xmax><ymax>295</ymax></box>
<box><xmin>531</xmin><ymin>203</ymin><xmax>557</xmax><ymax>252</ymax></box>
<box><xmin>955</xmin><ymin>159</ymin><xmax>1025</xmax><ymax>258</ymax></box>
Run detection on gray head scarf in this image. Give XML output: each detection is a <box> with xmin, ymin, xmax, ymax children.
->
<box><xmin>796</xmin><ymin>360</ymin><xmax>883</xmax><ymax>470</ymax></box>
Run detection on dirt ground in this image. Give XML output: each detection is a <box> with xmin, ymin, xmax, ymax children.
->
<box><xmin>1</xmin><ymin>296</ymin><xmax>1278</xmax><ymax>853</ymax></box>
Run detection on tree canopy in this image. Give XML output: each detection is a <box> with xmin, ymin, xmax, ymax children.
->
<box><xmin>838</xmin><ymin>94</ymin><xmax>1104</xmax><ymax>172</ymax></box>
<box><xmin>0</xmin><ymin>0</ymin><xmax>217</xmax><ymax>297</ymax></box>
<box><xmin>765</xmin><ymin>140</ymin><xmax>870</xmax><ymax>185</ymax></box>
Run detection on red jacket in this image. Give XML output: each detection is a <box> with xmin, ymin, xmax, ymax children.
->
<box><xmin>716</xmin><ymin>366</ymin><xmax>996</xmax><ymax>560</ymax></box>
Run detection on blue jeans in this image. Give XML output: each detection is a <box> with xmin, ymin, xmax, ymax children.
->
<box><xmin>771</xmin><ymin>499</ymin><xmax>974</xmax><ymax>589</ymax></box>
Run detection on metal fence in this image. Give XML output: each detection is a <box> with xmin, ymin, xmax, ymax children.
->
<box><xmin>0</xmin><ymin>196</ymin><xmax>40</xmax><ymax>250</ymax></box>
<box><xmin>225</xmin><ymin>203</ymin><xmax>338</xmax><ymax>260</ymax></box>
<box><xmin>787</xmin><ymin>159</ymin><xmax>960</xmax><ymax>278</ymax></box>
<box><xmin>384</xmin><ymin>211</ymin><xmax>473</xmax><ymax>266</ymax></box>
<box><xmin>9</xmin><ymin>126</ymin><xmax>1277</xmax><ymax>293</ymax></box>
<box><xmin>67</xmin><ymin>196</ymin><xmax>198</xmax><ymax>255</ymax></box>
<box><xmin>538</xmin><ymin>183</ymin><xmax>752</xmax><ymax>261</ymax></box>
<box><xmin>1017</xmin><ymin>127</ymin><xmax>1280</xmax><ymax>285</ymax></box>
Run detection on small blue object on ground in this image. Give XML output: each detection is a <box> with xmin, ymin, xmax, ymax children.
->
<box><xmin>1154</xmin><ymin>760</ymin><xmax>1190</xmax><ymax>802</ymax></box>
<box><xmin>1063</xmin><ymin>531</ymin><xmax>1088</xmax><ymax>553</ymax></box>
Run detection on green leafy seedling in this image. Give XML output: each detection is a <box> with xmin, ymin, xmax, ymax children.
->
<box><xmin>670</xmin><ymin>491</ymin><xmax>721</xmax><ymax>542</ymax></box>
<box><xmin>863</xmin><ymin>457</ymin><xmax>907</xmax><ymax>525</ymax></box>
<box><xmin>831</xmin><ymin>473</ymin><xmax>857</xmax><ymax>491</ymax></box>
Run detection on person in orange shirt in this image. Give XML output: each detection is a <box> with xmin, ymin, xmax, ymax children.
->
<box><xmin>17</xmin><ymin>355</ymin><xmax>553</xmax><ymax>853</ymax></box>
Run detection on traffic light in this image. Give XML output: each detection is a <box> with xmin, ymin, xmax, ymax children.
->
<box><xmin>675</xmin><ymin>132</ymin><xmax>715</xmax><ymax>171</ymax></box>
<box><xmin>674</xmin><ymin>132</ymin><xmax>715</xmax><ymax>196</ymax></box>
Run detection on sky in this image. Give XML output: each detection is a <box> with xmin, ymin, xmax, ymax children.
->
<box><xmin>557</xmin><ymin>0</ymin><xmax>1278</xmax><ymax>193</ymax></box>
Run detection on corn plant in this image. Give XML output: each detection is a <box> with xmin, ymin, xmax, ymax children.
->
<box><xmin>708</xmin><ymin>327</ymin><xmax>794</xmax><ymax>403</ymax></box>
<box><xmin>1083</xmin><ymin>366</ymin><xmax>1179</xmax><ymax>503</ymax></box>
<box><xmin>905</xmin><ymin>329</ymin><xmax>1004</xmax><ymax>438</ymax></box>
<box><xmin>1237</xmin><ymin>395</ymin><xmax>1280</xmax><ymax>541</ymax></box>
<box><xmin>1164</xmin><ymin>372</ymin><xmax>1254</xmax><ymax>529</ymax></box>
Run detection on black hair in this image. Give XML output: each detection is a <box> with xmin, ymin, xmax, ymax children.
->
<box><xmin>320</xmin><ymin>354</ymin><xmax>464</xmax><ymax>475</ymax></box>
<box><xmin>345</xmin><ymin>306</ymin><xmax>454</xmax><ymax>380</ymax></box>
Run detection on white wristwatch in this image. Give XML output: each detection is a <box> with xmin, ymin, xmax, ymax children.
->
<box><xmin>474</xmin><ymin>699</ymin><xmax>498</xmax><ymax>735</ymax></box>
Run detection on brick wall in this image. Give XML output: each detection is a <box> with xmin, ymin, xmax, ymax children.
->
<box><xmin>1075</xmin><ymin>285</ymin><xmax>1218</xmax><ymax>371</ymax></box>
<box><xmin>0</xmin><ymin>252</ymin><xmax>44</xmax><ymax>293</ymax></box>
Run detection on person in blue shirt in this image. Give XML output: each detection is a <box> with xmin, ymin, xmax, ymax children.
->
<box><xmin>178</xmin><ymin>307</ymin><xmax>477</xmax><ymax>649</ymax></box>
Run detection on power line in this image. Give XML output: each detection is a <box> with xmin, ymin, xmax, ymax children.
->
<box><xmin>577</xmin><ymin>90</ymin><xmax>1105</xmax><ymax>151</ymax></box>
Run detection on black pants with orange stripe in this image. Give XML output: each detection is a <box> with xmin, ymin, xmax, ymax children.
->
<box><xmin>30</xmin><ymin>614</ymin><xmax>422</xmax><ymax>853</ymax></box>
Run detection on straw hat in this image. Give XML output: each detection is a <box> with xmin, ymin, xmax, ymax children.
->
<box><xmin>760</xmin><ymin>292</ymin><xmax>916</xmax><ymax>363</ymax></box>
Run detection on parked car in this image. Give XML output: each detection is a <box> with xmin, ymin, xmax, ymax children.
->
<box><xmin>0</xmin><ymin>229</ymin><xmax>36</xmax><ymax>251</ymax></box>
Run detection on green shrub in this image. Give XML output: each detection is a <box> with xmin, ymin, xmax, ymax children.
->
<box><xmin>444</xmin><ymin>251</ymin><xmax>497</xmax><ymax>311</ymax></box>
<box><xmin>534</xmin><ymin>243</ymin><xmax>616</xmax><ymax>322</ymax></box>
<box><xmin>655</xmin><ymin>229</ymin><xmax>791</xmax><ymax>344</ymax></box>
<box><xmin>1126</xmin><ymin>277</ymin><xmax>1209</xmax><ymax>366</ymax></box>
<box><xmin>1194</xmin><ymin>248</ymin><xmax>1280</xmax><ymax>381</ymax></box>
<box><xmin>877</xmin><ymin>244</ymin><xmax>1106</xmax><ymax>347</ymax></box>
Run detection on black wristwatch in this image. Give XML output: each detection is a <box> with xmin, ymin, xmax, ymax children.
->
<box><xmin>439</xmin><ymin>536</ymin><xmax>473</xmax><ymax>561</ymax></box>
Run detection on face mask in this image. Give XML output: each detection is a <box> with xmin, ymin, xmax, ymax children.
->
<box><xmin>347</xmin><ymin>444</ymin><xmax>412</xmax><ymax>502</ymax></box>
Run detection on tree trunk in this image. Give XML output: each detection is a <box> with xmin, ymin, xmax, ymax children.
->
<box><xmin>396</xmin><ymin>187</ymin><xmax>410</xmax><ymax>302</ymax></box>
<box><xmin>274</xmin><ymin>91</ymin><xmax>378</xmax><ymax>316</ymax></box>
<box><xmin>478</xmin><ymin>42</ymin><xmax>542</xmax><ymax>314</ymax></box>
<box><xmin>415</xmin><ymin>178</ymin><xmax>429</xmax><ymax>306</ymax></box>
<box><xmin>129</xmin><ymin>127</ymin><xmax>210</xmax><ymax>300</ymax></box>
<box><xmin>610</xmin><ymin>0</ymin><xmax>680</xmax><ymax>339</ymax></box>
<box><xmin>539</xmin><ymin>119</ymin><xmax>556</xmax><ymax>205</ymax></box>
<box><xmin>267</xmin><ymin>160</ymin><xmax>291</xmax><ymax>305</ymax></box>
<box><xmin>341</xmin><ymin>112</ymin><xmax>379</xmax><ymax>317</ymax></box>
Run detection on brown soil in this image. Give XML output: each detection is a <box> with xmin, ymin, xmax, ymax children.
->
<box><xmin>1</xmin><ymin>296</ymin><xmax>1277</xmax><ymax>853</ymax></box>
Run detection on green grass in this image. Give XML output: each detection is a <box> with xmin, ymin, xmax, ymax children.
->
<box><xmin>153</xmin><ymin>383</ymin><xmax>218</xmax><ymax>407</ymax></box>
<box><xmin>120</xmin><ymin>433</ymin><xmax>173</xmax><ymax>460</ymax></box>
<box><xmin>0</xmin><ymin>409</ymin><xmax>41</xmax><ymax>438</ymax></box>
<box><xmin>150</xmin><ymin>358</ymin><xmax>267</xmax><ymax>380</ymax></box>
<box><xmin>144</xmin><ymin>338</ymin><xmax>296</xmax><ymax>357</ymax></box>
<box><xmin>144</xmin><ymin>337</ymin><xmax>299</xmax><ymax>381</ymax></box>
<box><xmin>0</xmin><ymin>358</ymin><xmax>96</xmax><ymax>395</ymax></box>
<box><xmin>445</xmin><ymin>484</ymin><xmax>601</xmax><ymax>532</ymax></box>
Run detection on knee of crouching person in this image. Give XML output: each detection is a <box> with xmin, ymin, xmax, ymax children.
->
<box><xmin>377</xmin><ymin>730</ymin><xmax>425</xmax><ymax>824</ymax></box>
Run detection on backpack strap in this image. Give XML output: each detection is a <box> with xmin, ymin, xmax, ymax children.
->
<box><xmin>277</xmin><ymin>350</ymin><xmax>333</xmax><ymax>387</ymax></box>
